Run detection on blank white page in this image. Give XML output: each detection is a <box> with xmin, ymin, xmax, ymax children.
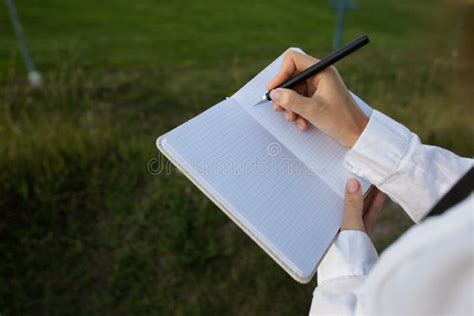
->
<box><xmin>232</xmin><ymin>48</ymin><xmax>372</xmax><ymax>198</ymax></box>
<box><xmin>158</xmin><ymin>98</ymin><xmax>343</xmax><ymax>282</ymax></box>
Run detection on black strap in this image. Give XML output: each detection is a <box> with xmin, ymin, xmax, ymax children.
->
<box><xmin>423</xmin><ymin>167</ymin><xmax>474</xmax><ymax>220</ymax></box>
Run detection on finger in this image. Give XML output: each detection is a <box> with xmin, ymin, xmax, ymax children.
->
<box><xmin>266</xmin><ymin>50</ymin><xmax>318</xmax><ymax>90</ymax></box>
<box><xmin>269</xmin><ymin>88</ymin><xmax>321</xmax><ymax>119</ymax></box>
<box><xmin>295</xmin><ymin>116</ymin><xmax>308</xmax><ymax>131</ymax></box>
<box><xmin>341</xmin><ymin>178</ymin><xmax>365</xmax><ymax>232</ymax></box>
<box><xmin>286</xmin><ymin>111</ymin><xmax>297</xmax><ymax>122</ymax></box>
<box><xmin>363</xmin><ymin>187</ymin><xmax>380</xmax><ymax>216</ymax></box>
<box><xmin>272</xmin><ymin>102</ymin><xmax>284</xmax><ymax>112</ymax></box>
<box><xmin>363</xmin><ymin>191</ymin><xmax>386</xmax><ymax>233</ymax></box>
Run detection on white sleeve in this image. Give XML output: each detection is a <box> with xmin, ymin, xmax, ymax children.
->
<box><xmin>309</xmin><ymin>230</ymin><xmax>378</xmax><ymax>315</ymax></box>
<box><xmin>344</xmin><ymin>110</ymin><xmax>473</xmax><ymax>222</ymax></box>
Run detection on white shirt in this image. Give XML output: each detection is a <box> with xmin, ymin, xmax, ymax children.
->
<box><xmin>309</xmin><ymin>110</ymin><xmax>473</xmax><ymax>316</ymax></box>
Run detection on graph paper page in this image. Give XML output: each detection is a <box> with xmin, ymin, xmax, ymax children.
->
<box><xmin>159</xmin><ymin>98</ymin><xmax>344</xmax><ymax>280</ymax></box>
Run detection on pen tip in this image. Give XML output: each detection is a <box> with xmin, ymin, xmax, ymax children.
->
<box><xmin>253</xmin><ymin>95</ymin><xmax>269</xmax><ymax>106</ymax></box>
<box><xmin>253</xmin><ymin>99</ymin><xmax>266</xmax><ymax>106</ymax></box>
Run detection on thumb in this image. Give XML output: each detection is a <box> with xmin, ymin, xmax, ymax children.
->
<box><xmin>341</xmin><ymin>178</ymin><xmax>365</xmax><ymax>232</ymax></box>
<box><xmin>269</xmin><ymin>88</ymin><xmax>318</xmax><ymax>118</ymax></box>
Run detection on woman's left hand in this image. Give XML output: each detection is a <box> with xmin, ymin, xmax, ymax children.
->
<box><xmin>341</xmin><ymin>178</ymin><xmax>386</xmax><ymax>233</ymax></box>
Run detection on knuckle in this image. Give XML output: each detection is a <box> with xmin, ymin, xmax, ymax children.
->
<box><xmin>327</xmin><ymin>65</ymin><xmax>338</xmax><ymax>73</ymax></box>
<box><xmin>284</xmin><ymin>49</ymin><xmax>296</xmax><ymax>57</ymax></box>
<box><xmin>321</xmin><ymin>65</ymin><xmax>339</xmax><ymax>78</ymax></box>
<box><xmin>285</xmin><ymin>49</ymin><xmax>306</xmax><ymax>62</ymax></box>
<box><xmin>308</xmin><ymin>95</ymin><xmax>324</xmax><ymax>112</ymax></box>
<box><xmin>345</xmin><ymin>196</ymin><xmax>357</xmax><ymax>208</ymax></box>
<box><xmin>345</xmin><ymin>195</ymin><xmax>362</xmax><ymax>208</ymax></box>
<box><xmin>283</xmin><ymin>50</ymin><xmax>294</xmax><ymax>62</ymax></box>
<box><xmin>280</xmin><ymin>90</ymin><xmax>294</xmax><ymax>105</ymax></box>
<box><xmin>314</xmin><ymin>100</ymin><xmax>327</xmax><ymax>113</ymax></box>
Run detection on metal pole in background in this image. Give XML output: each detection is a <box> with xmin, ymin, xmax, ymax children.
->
<box><xmin>330</xmin><ymin>0</ymin><xmax>357</xmax><ymax>49</ymax></box>
<box><xmin>5</xmin><ymin>0</ymin><xmax>43</xmax><ymax>87</ymax></box>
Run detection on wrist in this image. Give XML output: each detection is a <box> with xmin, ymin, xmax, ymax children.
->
<box><xmin>347</xmin><ymin>113</ymin><xmax>369</xmax><ymax>148</ymax></box>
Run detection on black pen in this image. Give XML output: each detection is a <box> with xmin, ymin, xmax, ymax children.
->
<box><xmin>253</xmin><ymin>34</ymin><xmax>370</xmax><ymax>106</ymax></box>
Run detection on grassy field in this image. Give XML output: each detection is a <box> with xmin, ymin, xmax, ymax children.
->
<box><xmin>1</xmin><ymin>0</ymin><xmax>473</xmax><ymax>315</ymax></box>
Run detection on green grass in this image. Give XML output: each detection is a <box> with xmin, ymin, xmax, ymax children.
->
<box><xmin>1</xmin><ymin>0</ymin><xmax>473</xmax><ymax>315</ymax></box>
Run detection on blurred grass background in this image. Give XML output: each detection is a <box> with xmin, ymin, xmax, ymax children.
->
<box><xmin>0</xmin><ymin>0</ymin><xmax>473</xmax><ymax>315</ymax></box>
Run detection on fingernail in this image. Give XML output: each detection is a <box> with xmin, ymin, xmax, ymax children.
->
<box><xmin>284</xmin><ymin>112</ymin><xmax>290</xmax><ymax>121</ymax></box>
<box><xmin>297</xmin><ymin>121</ymin><xmax>304</xmax><ymax>130</ymax></box>
<box><xmin>346</xmin><ymin>178</ymin><xmax>359</xmax><ymax>193</ymax></box>
<box><xmin>270</xmin><ymin>89</ymin><xmax>281</xmax><ymax>101</ymax></box>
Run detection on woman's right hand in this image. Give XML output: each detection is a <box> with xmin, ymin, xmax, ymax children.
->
<box><xmin>266</xmin><ymin>50</ymin><xmax>369</xmax><ymax>148</ymax></box>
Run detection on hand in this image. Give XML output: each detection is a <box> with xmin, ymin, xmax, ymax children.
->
<box><xmin>267</xmin><ymin>50</ymin><xmax>369</xmax><ymax>148</ymax></box>
<box><xmin>341</xmin><ymin>178</ymin><xmax>386</xmax><ymax>233</ymax></box>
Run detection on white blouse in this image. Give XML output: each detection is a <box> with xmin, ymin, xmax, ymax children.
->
<box><xmin>309</xmin><ymin>110</ymin><xmax>473</xmax><ymax>316</ymax></box>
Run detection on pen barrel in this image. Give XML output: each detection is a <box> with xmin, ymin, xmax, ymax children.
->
<box><xmin>269</xmin><ymin>35</ymin><xmax>369</xmax><ymax>99</ymax></box>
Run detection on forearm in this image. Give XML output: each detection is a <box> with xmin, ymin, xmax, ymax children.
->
<box><xmin>344</xmin><ymin>110</ymin><xmax>473</xmax><ymax>222</ymax></box>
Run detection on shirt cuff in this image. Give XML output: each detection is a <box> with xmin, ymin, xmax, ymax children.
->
<box><xmin>344</xmin><ymin>110</ymin><xmax>412</xmax><ymax>185</ymax></box>
<box><xmin>317</xmin><ymin>230</ymin><xmax>378</xmax><ymax>285</ymax></box>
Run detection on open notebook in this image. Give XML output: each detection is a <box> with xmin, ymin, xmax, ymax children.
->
<box><xmin>156</xmin><ymin>48</ymin><xmax>372</xmax><ymax>283</ymax></box>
